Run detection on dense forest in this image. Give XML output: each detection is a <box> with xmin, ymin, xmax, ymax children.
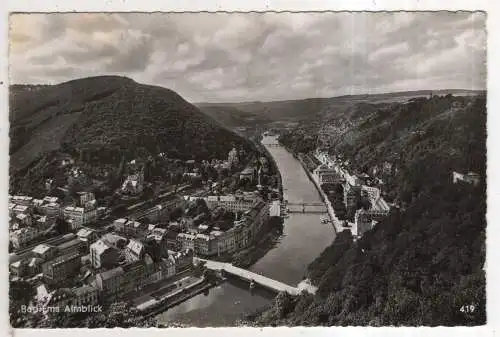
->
<box><xmin>248</xmin><ymin>95</ymin><xmax>486</xmax><ymax>326</ymax></box>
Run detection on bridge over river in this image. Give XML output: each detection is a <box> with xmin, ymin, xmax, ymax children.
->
<box><xmin>285</xmin><ymin>201</ymin><xmax>327</xmax><ymax>213</ymax></box>
<box><xmin>195</xmin><ymin>258</ymin><xmax>317</xmax><ymax>296</ymax></box>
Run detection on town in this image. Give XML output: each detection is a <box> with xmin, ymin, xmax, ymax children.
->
<box><xmin>9</xmin><ymin>144</ymin><xmax>280</xmax><ymax>325</ymax></box>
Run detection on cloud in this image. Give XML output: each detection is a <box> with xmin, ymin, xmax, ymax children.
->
<box><xmin>9</xmin><ymin>12</ymin><xmax>486</xmax><ymax>103</ymax></box>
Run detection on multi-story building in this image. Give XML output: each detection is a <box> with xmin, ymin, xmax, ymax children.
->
<box><xmin>343</xmin><ymin>183</ymin><xmax>361</xmax><ymax>210</ymax></box>
<box><xmin>171</xmin><ymin>249</ymin><xmax>194</xmax><ymax>272</ymax></box>
<box><xmin>228</xmin><ymin>147</ymin><xmax>239</xmax><ymax>169</ymax></box>
<box><xmin>32</xmin><ymin>244</ymin><xmax>58</xmax><ymax>261</ymax></box>
<box><xmin>69</xmin><ymin>285</ymin><xmax>99</xmax><ymax>307</ymax></box>
<box><xmin>121</xmin><ymin>168</ymin><xmax>145</xmax><ymax>195</ymax></box>
<box><xmin>90</xmin><ymin>239</ymin><xmax>119</xmax><ymax>269</ymax></box>
<box><xmin>195</xmin><ymin>233</ymin><xmax>217</xmax><ymax>256</ymax></box>
<box><xmin>10</xmin><ymin>227</ymin><xmax>40</xmax><ymax>249</ymax></box>
<box><xmin>63</xmin><ymin>206</ymin><xmax>98</xmax><ymax>230</ymax></box>
<box><xmin>177</xmin><ymin>233</ymin><xmax>196</xmax><ymax>252</ymax></box>
<box><xmin>114</xmin><ymin>218</ymin><xmax>148</xmax><ymax>238</ymax></box>
<box><xmin>147</xmin><ymin>228</ymin><xmax>170</xmax><ymax>257</ymax></box>
<box><xmin>125</xmin><ymin>239</ymin><xmax>145</xmax><ymax>262</ymax></box>
<box><xmin>42</xmin><ymin>253</ymin><xmax>81</xmax><ymax>284</ymax></box>
<box><xmin>40</xmin><ymin>202</ymin><xmax>62</xmax><ymax>220</ymax></box>
<box><xmin>361</xmin><ymin>185</ymin><xmax>381</xmax><ymax>204</ymax></box>
<box><xmin>95</xmin><ymin>266</ymin><xmax>125</xmax><ymax>298</ymax></box>
<box><xmin>10</xmin><ymin>195</ymin><xmax>34</xmax><ymax>207</ymax></box>
<box><xmin>314</xmin><ymin>165</ymin><xmax>343</xmax><ymax>184</ymax></box>
<box><xmin>77</xmin><ymin>192</ymin><xmax>95</xmax><ymax>207</ymax></box>
<box><xmin>57</xmin><ymin>238</ymin><xmax>86</xmax><ymax>256</ymax></box>
<box><xmin>15</xmin><ymin>213</ymin><xmax>32</xmax><ymax>226</ymax></box>
<box><xmin>202</xmin><ymin>194</ymin><xmax>259</xmax><ymax>212</ymax></box>
<box><xmin>76</xmin><ymin>227</ymin><xmax>99</xmax><ymax>248</ymax></box>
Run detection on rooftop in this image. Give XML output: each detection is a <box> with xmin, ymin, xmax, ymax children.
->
<box><xmin>32</xmin><ymin>244</ymin><xmax>54</xmax><ymax>255</ymax></box>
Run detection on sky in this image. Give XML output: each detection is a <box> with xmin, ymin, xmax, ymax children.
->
<box><xmin>9</xmin><ymin>12</ymin><xmax>486</xmax><ymax>103</ymax></box>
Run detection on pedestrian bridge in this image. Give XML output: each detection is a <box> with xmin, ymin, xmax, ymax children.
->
<box><xmin>195</xmin><ymin>258</ymin><xmax>317</xmax><ymax>296</ymax></box>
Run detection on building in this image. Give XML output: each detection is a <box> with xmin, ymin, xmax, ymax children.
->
<box><xmin>121</xmin><ymin>168</ymin><xmax>145</xmax><ymax>195</ymax></box>
<box><xmin>63</xmin><ymin>206</ymin><xmax>98</xmax><ymax>230</ymax></box>
<box><xmin>228</xmin><ymin>147</ymin><xmax>239</xmax><ymax>168</ymax></box>
<box><xmin>343</xmin><ymin>183</ymin><xmax>361</xmax><ymax>210</ymax></box>
<box><xmin>114</xmin><ymin>218</ymin><xmax>147</xmax><ymax>238</ymax></box>
<box><xmin>195</xmin><ymin>234</ymin><xmax>217</xmax><ymax>256</ymax></box>
<box><xmin>40</xmin><ymin>202</ymin><xmax>62</xmax><ymax>220</ymax></box>
<box><xmin>69</xmin><ymin>285</ymin><xmax>99</xmax><ymax>307</ymax></box>
<box><xmin>147</xmin><ymin>228</ymin><xmax>170</xmax><ymax>257</ymax></box>
<box><xmin>239</xmin><ymin>167</ymin><xmax>256</xmax><ymax>182</ymax></box>
<box><xmin>42</xmin><ymin>253</ymin><xmax>81</xmax><ymax>284</ymax></box>
<box><xmin>15</xmin><ymin>213</ymin><xmax>32</xmax><ymax>226</ymax></box>
<box><xmin>452</xmin><ymin>171</ymin><xmax>481</xmax><ymax>186</ymax></box>
<box><xmin>354</xmin><ymin>209</ymin><xmax>376</xmax><ymax>238</ymax></box>
<box><xmin>203</xmin><ymin>194</ymin><xmax>259</xmax><ymax>212</ymax></box>
<box><xmin>76</xmin><ymin>227</ymin><xmax>99</xmax><ymax>248</ymax></box>
<box><xmin>10</xmin><ymin>259</ymin><xmax>28</xmax><ymax>278</ymax></box>
<box><xmin>125</xmin><ymin>239</ymin><xmax>145</xmax><ymax>262</ymax></box>
<box><xmin>171</xmin><ymin>249</ymin><xmax>194</xmax><ymax>272</ymax></box>
<box><xmin>90</xmin><ymin>240</ymin><xmax>119</xmax><ymax>269</ymax></box>
<box><xmin>10</xmin><ymin>195</ymin><xmax>34</xmax><ymax>207</ymax></box>
<box><xmin>361</xmin><ymin>185</ymin><xmax>381</xmax><ymax>204</ymax></box>
<box><xmin>177</xmin><ymin>233</ymin><xmax>196</xmax><ymax>252</ymax></box>
<box><xmin>32</xmin><ymin>244</ymin><xmax>58</xmax><ymax>261</ymax></box>
<box><xmin>314</xmin><ymin>165</ymin><xmax>343</xmax><ymax>184</ymax></box>
<box><xmin>10</xmin><ymin>227</ymin><xmax>40</xmax><ymax>249</ymax></box>
<box><xmin>95</xmin><ymin>267</ymin><xmax>125</xmax><ymax>298</ymax></box>
<box><xmin>57</xmin><ymin>238</ymin><xmax>86</xmax><ymax>256</ymax></box>
<box><xmin>77</xmin><ymin>192</ymin><xmax>95</xmax><ymax>207</ymax></box>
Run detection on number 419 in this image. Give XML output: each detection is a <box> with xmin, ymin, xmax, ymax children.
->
<box><xmin>460</xmin><ymin>305</ymin><xmax>476</xmax><ymax>313</ymax></box>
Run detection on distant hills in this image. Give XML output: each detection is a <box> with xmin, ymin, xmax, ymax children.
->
<box><xmin>195</xmin><ymin>89</ymin><xmax>484</xmax><ymax>130</ymax></box>
<box><xmin>9</xmin><ymin>76</ymin><xmax>253</xmax><ymax>193</ymax></box>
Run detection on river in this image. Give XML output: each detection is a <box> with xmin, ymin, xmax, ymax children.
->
<box><xmin>156</xmin><ymin>135</ymin><xmax>336</xmax><ymax>326</ymax></box>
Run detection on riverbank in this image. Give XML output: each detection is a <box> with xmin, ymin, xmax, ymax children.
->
<box><xmin>142</xmin><ymin>277</ymin><xmax>221</xmax><ymax>319</ymax></box>
<box><xmin>296</xmin><ymin>153</ymin><xmax>348</xmax><ymax>235</ymax></box>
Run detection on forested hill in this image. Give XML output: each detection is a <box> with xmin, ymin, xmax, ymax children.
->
<box><xmin>9</xmin><ymin>76</ymin><xmax>253</xmax><ymax>193</ymax></box>
<box><xmin>249</xmin><ymin>94</ymin><xmax>486</xmax><ymax>326</ymax></box>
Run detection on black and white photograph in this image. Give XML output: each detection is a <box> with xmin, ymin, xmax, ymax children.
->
<box><xmin>7</xmin><ymin>10</ymin><xmax>487</xmax><ymax>329</ymax></box>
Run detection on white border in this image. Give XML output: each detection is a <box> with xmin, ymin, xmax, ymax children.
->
<box><xmin>1</xmin><ymin>1</ymin><xmax>497</xmax><ymax>337</ymax></box>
